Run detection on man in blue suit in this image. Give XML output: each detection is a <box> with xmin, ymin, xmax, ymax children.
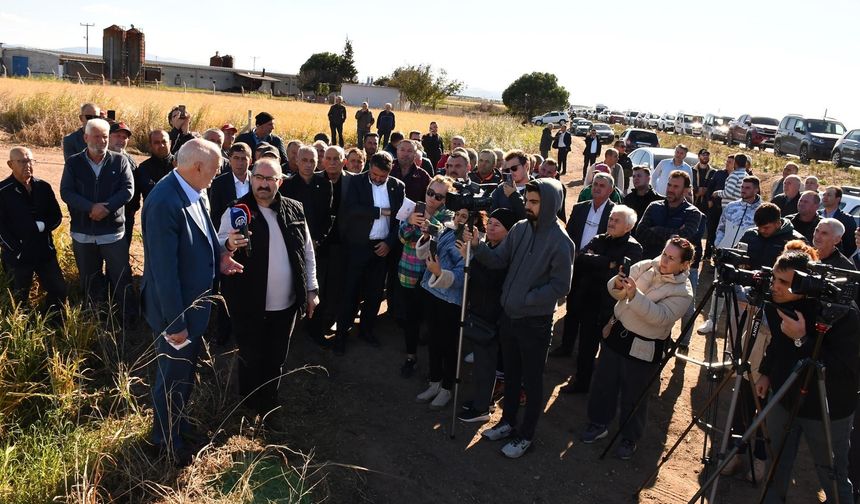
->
<box><xmin>141</xmin><ymin>138</ymin><xmax>243</xmax><ymax>465</ymax></box>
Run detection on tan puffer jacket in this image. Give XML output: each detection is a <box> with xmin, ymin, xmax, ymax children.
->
<box><xmin>606</xmin><ymin>257</ymin><xmax>693</xmax><ymax>340</ymax></box>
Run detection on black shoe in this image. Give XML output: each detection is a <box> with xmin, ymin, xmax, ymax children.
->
<box><xmin>400</xmin><ymin>358</ymin><xmax>417</xmax><ymax>378</ymax></box>
<box><xmin>458</xmin><ymin>408</ymin><xmax>491</xmax><ymax>423</ymax></box>
<box><xmin>548</xmin><ymin>346</ymin><xmax>572</xmax><ymax>358</ymax></box>
<box><xmin>358</xmin><ymin>332</ymin><xmax>380</xmax><ymax>347</ymax></box>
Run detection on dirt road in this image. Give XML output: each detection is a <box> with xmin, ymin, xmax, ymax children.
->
<box><xmin>3</xmin><ymin>136</ymin><xmax>822</xmax><ymax>503</ymax></box>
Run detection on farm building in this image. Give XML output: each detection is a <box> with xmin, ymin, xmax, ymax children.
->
<box><xmin>0</xmin><ymin>44</ymin><xmax>298</xmax><ymax>95</ymax></box>
<box><xmin>340</xmin><ymin>83</ymin><xmax>407</xmax><ymax>110</ymax></box>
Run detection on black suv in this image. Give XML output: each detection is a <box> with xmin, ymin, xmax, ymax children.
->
<box><xmin>774</xmin><ymin>114</ymin><xmax>847</xmax><ymax>164</ymax></box>
<box><xmin>619</xmin><ymin>128</ymin><xmax>660</xmax><ymax>151</ymax></box>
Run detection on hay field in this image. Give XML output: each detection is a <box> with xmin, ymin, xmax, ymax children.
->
<box><xmin>0</xmin><ymin>78</ymin><xmax>539</xmax><ymax>154</ymax></box>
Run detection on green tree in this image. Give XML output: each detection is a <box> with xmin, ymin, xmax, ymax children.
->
<box><xmin>298</xmin><ymin>52</ymin><xmax>342</xmax><ymax>92</ymax></box>
<box><xmin>387</xmin><ymin>64</ymin><xmax>464</xmax><ymax>110</ymax></box>
<box><xmin>339</xmin><ymin>38</ymin><xmax>358</xmax><ymax>84</ymax></box>
<box><xmin>502</xmin><ymin>72</ymin><xmax>569</xmax><ymax>120</ymax></box>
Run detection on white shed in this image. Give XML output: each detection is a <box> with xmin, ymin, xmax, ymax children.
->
<box><xmin>340</xmin><ymin>83</ymin><xmax>407</xmax><ymax>110</ymax></box>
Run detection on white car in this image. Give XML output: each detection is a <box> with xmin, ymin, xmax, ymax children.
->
<box><xmin>531</xmin><ymin>111</ymin><xmax>569</xmax><ymax>126</ymax></box>
<box><xmin>657</xmin><ymin>114</ymin><xmax>676</xmax><ymax>132</ymax></box>
<box><xmin>674</xmin><ymin>113</ymin><xmax>704</xmax><ymax>136</ymax></box>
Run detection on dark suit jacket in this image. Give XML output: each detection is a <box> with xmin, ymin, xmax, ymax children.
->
<box><xmin>209</xmin><ymin>171</ymin><xmax>243</xmax><ymax>223</ymax></box>
<box><xmin>141</xmin><ymin>171</ymin><xmax>220</xmax><ymax>337</ymax></box>
<box><xmin>62</xmin><ymin>128</ymin><xmax>86</xmax><ymax>161</ymax></box>
<box><xmin>341</xmin><ymin>172</ymin><xmax>405</xmax><ymax>249</ymax></box>
<box><xmin>583</xmin><ymin>136</ymin><xmax>602</xmax><ymax>157</ymax></box>
<box><xmin>566</xmin><ymin>200</ymin><xmax>614</xmax><ymax>253</ymax></box>
<box><xmin>552</xmin><ymin>131</ymin><xmax>573</xmax><ymax>151</ymax></box>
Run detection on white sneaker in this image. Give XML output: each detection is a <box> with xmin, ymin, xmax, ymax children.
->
<box><xmin>745</xmin><ymin>458</ymin><xmax>767</xmax><ymax>483</ymax></box>
<box><xmin>464</xmin><ymin>352</ymin><xmax>474</xmax><ymax>364</ymax></box>
<box><xmin>501</xmin><ymin>437</ymin><xmax>532</xmax><ymax>459</ymax></box>
<box><xmin>416</xmin><ymin>382</ymin><xmax>441</xmax><ymax>403</ymax></box>
<box><xmin>429</xmin><ymin>388</ymin><xmax>452</xmax><ymax>410</ymax></box>
<box><xmin>697</xmin><ymin>320</ymin><xmax>715</xmax><ymax>335</ymax></box>
<box><xmin>482</xmin><ymin>421</ymin><xmax>514</xmax><ymax>441</ymax></box>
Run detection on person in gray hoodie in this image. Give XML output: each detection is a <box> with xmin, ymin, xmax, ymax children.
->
<box><xmin>464</xmin><ymin>177</ymin><xmax>575</xmax><ymax>459</ymax></box>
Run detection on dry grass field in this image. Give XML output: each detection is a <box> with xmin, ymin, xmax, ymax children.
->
<box><xmin>0</xmin><ymin>78</ymin><xmax>538</xmax><ymax>155</ymax></box>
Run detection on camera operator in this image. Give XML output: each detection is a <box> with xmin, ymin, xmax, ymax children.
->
<box><xmin>737</xmin><ymin>203</ymin><xmax>807</xmax><ymax>271</ymax></box>
<box><xmin>562</xmin><ymin>205</ymin><xmax>643</xmax><ymax>394</ymax></box>
<box><xmin>755</xmin><ymin>248</ymin><xmax>860</xmax><ymax>504</ymax></box>
<box><xmin>456</xmin><ymin>208</ymin><xmax>517</xmax><ymax>422</ymax></box>
<box><xmin>397</xmin><ymin>175</ymin><xmax>455</xmax><ymax>378</ymax></box>
<box><xmin>581</xmin><ymin>237</ymin><xmax>694</xmax><ymax>460</ymax></box>
<box><xmin>464</xmin><ymin>178</ymin><xmax>574</xmax><ymax>459</ymax></box>
<box><xmin>413</xmin><ymin>208</ymin><xmax>469</xmax><ymax>410</ymax></box>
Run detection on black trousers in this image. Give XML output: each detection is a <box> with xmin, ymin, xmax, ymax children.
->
<box><xmin>426</xmin><ymin>293</ymin><xmax>460</xmax><ymax>389</ymax></box>
<box><xmin>336</xmin><ymin>241</ymin><xmax>388</xmax><ymax>341</ymax></box>
<box><xmin>307</xmin><ymin>243</ymin><xmax>344</xmax><ymax>340</ymax></box>
<box><xmin>499</xmin><ymin>313</ymin><xmax>553</xmax><ymax>441</ymax></box>
<box><xmin>400</xmin><ymin>283</ymin><xmax>425</xmax><ymax>354</ymax></box>
<box><xmin>329</xmin><ymin>122</ymin><xmax>344</xmax><ymax>147</ymax></box>
<box><xmin>379</xmin><ymin>129</ymin><xmax>392</xmax><ymax>148</ymax></box>
<box><xmin>9</xmin><ymin>256</ymin><xmax>67</xmax><ymax>311</ymax></box>
<box><xmin>233</xmin><ymin>306</ymin><xmax>298</xmax><ymax>415</ymax></box>
<box><xmin>557</xmin><ymin>148</ymin><xmax>570</xmax><ymax>174</ymax></box>
<box><xmin>583</xmin><ymin>152</ymin><xmax>598</xmax><ymax>179</ymax></box>
<box><xmin>574</xmin><ymin>309</ymin><xmax>611</xmax><ymax>389</ymax></box>
<box><xmin>559</xmin><ymin>287</ymin><xmax>584</xmax><ymax>353</ymax></box>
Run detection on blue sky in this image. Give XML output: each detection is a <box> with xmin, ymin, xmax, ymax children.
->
<box><xmin>3</xmin><ymin>0</ymin><xmax>859</xmax><ymax>127</ymax></box>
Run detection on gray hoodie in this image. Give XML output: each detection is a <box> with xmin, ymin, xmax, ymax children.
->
<box><xmin>473</xmin><ymin>178</ymin><xmax>575</xmax><ymax>319</ymax></box>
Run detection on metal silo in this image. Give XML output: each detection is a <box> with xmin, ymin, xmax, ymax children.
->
<box><xmin>102</xmin><ymin>25</ymin><xmax>125</xmax><ymax>81</ymax></box>
<box><xmin>221</xmin><ymin>54</ymin><xmax>234</xmax><ymax>68</ymax></box>
<box><xmin>125</xmin><ymin>25</ymin><xmax>145</xmax><ymax>81</ymax></box>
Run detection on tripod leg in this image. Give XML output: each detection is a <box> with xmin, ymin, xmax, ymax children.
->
<box><xmin>814</xmin><ymin>364</ymin><xmax>842</xmax><ymax>504</ymax></box>
<box><xmin>450</xmin><ymin>241</ymin><xmax>472</xmax><ymax>439</ymax></box>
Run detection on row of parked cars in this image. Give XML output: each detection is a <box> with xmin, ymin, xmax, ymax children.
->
<box><xmin>566</xmin><ymin>107</ymin><xmax>859</xmax><ymax>167</ymax></box>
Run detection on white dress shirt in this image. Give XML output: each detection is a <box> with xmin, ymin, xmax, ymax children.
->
<box><xmin>369</xmin><ymin>178</ymin><xmax>390</xmax><ymax>240</ymax></box>
<box><xmin>580</xmin><ymin>199</ymin><xmax>608</xmax><ymax>250</ymax></box>
<box><xmin>233</xmin><ymin>173</ymin><xmax>250</xmax><ymax>199</ymax></box>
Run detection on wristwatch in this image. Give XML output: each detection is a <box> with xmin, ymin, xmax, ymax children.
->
<box><xmin>794</xmin><ymin>336</ymin><xmax>805</xmax><ymax>348</ymax></box>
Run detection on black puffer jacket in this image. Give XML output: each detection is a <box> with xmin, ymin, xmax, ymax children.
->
<box><xmin>737</xmin><ymin>218</ymin><xmax>806</xmax><ymax>269</ymax></box>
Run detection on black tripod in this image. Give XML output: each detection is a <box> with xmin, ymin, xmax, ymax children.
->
<box><xmin>691</xmin><ymin>304</ymin><xmax>850</xmax><ymax>504</ymax></box>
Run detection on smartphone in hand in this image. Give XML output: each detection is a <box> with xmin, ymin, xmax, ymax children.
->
<box><xmin>620</xmin><ymin>256</ymin><xmax>632</xmax><ymax>276</ymax></box>
<box><xmin>415</xmin><ymin>201</ymin><xmax>427</xmax><ymax>216</ymax></box>
<box><xmin>429</xmin><ymin>239</ymin><xmax>438</xmax><ymax>261</ymax></box>
<box><xmin>505</xmin><ymin>172</ymin><xmax>514</xmax><ymax>185</ymax></box>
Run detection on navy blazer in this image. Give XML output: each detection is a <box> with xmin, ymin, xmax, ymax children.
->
<box><xmin>566</xmin><ymin>200</ymin><xmax>613</xmax><ymax>253</ymax></box>
<box><xmin>141</xmin><ymin>171</ymin><xmax>220</xmax><ymax>337</ymax></box>
<box><xmin>341</xmin><ymin>172</ymin><xmax>405</xmax><ymax>248</ymax></box>
<box><xmin>208</xmin><ymin>171</ymin><xmax>241</xmax><ymax>223</ymax></box>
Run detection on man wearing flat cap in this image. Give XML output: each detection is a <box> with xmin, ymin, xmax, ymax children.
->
<box><xmin>236</xmin><ymin>112</ymin><xmax>289</xmax><ymax>169</ymax></box>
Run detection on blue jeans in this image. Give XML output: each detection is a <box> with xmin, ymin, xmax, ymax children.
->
<box><xmin>763</xmin><ymin>402</ymin><xmax>854</xmax><ymax>504</ymax></box>
<box><xmin>679</xmin><ymin>266</ymin><xmax>699</xmax><ymax>346</ymax></box>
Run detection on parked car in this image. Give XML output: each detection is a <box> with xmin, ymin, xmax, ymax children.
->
<box><xmin>628</xmin><ymin>147</ymin><xmax>700</xmax><ymax>174</ymax></box>
<box><xmin>703</xmin><ymin>114</ymin><xmax>734</xmax><ymax>143</ymax></box>
<box><xmin>531</xmin><ymin>110</ymin><xmax>569</xmax><ymax>126</ymax></box>
<box><xmin>839</xmin><ymin>186</ymin><xmax>860</xmax><ymax>226</ymax></box>
<box><xmin>597</xmin><ymin>110</ymin><xmax>611</xmax><ymax>122</ymax></box>
<box><xmin>573</xmin><ymin>118</ymin><xmax>593</xmax><ymax>136</ymax></box>
<box><xmin>657</xmin><ymin>114</ymin><xmax>676</xmax><ymax>132</ymax></box>
<box><xmin>727</xmin><ymin>114</ymin><xmax>778</xmax><ymax>149</ymax></box>
<box><xmin>636</xmin><ymin>113</ymin><xmax>658</xmax><ymax>129</ymax></box>
<box><xmin>831</xmin><ymin>129</ymin><xmax>860</xmax><ymax>168</ymax></box>
<box><xmin>609</xmin><ymin>111</ymin><xmax>626</xmax><ymax>124</ymax></box>
<box><xmin>619</xmin><ymin>129</ymin><xmax>660</xmax><ymax>151</ymax></box>
<box><xmin>592</xmin><ymin>123</ymin><xmax>616</xmax><ymax>144</ymax></box>
<box><xmin>645</xmin><ymin>114</ymin><xmax>661</xmax><ymax>129</ymax></box>
<box><xmin>623</xmin><ymin>111</ymin><xmax>640</xmax><ymax>126</ymax></box>
<box><xmin>774</xmin><ymin>114</ymin><xmax>847</xmax><ymax>164</ymax></box>
<box><xmin>674</xmin><ymin>113</ymin><xmax>704</xmax><ymax>136</ymax></box>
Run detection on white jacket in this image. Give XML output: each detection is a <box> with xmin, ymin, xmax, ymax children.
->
<box><xmin>607</xmin><ymin>258</ymin><xmax>693</xmax><ymax>341</ymax></box>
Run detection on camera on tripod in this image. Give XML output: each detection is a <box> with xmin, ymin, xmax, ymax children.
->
<box><xmin>713</xmin><ymin>246</ymin><xmax>750</xmax><ymax>267</ymax></box>
<box><xmin>445</xmin><ymin>180</ymin><xmax>494</xmax><ymax>212</ymax></box>
<box><xmin>791</xmin><ymin>262</ymin><xmax>859</xmax><ymax>307</ymax></box>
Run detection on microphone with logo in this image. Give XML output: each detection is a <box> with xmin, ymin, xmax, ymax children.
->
<box><xmin>229</xmin><ymin>203</ymin><xmax>252</xmax><ymax>257</ymax></box>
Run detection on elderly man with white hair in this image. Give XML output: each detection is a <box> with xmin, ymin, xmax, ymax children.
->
<box><xmin>141</xmin><ymin>138</ymin><xmax>244</xmax><ymax>465</ymax></box>
<box><xmin>560</xmin><ymin>204</ymin><xmax>643</xmax><ymax>394</ymax></box>
<box><xmin>814</xmin><ymin>218</ymin><xmax>856</xmax><ymax>270</ymax></box>
<box><xmin>60</xmin><ymin>118</ymin><xmax>135</xmax><ymax>318</ymax></box>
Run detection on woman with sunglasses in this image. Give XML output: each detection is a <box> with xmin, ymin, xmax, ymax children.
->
<box><xmin>397</xmin><ymin>175</ymin><xmax>454</xmax><ymax>378</ymax></box>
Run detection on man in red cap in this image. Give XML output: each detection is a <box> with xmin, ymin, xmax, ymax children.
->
<box><xmin>220</xmin><ymin>123</ymin><xmax>238</xmax><ymax>156</ymax></box>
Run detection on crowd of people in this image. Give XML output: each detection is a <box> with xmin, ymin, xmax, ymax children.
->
<box><xmin>2</xmin><ymin>99</ymin><xmax>860</xmax><ymax>502</ymax></box>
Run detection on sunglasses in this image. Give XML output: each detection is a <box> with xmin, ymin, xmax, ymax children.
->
<box><xmin>426</xmin><ymin>188</ymin><xmax>446</xmax><ymax>201</ymax></box>
<box><xmin>504</xmin><ymin>163</ymin><xmax>521</xmax><ymax>172</ymax></box>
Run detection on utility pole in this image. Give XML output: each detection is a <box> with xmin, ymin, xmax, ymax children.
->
<box><xmin>251</xmin><ymin>56</ymin><xmax>259</xmax><ymax>72</ymax></box>
<box><xmin>80</xmin><ymin>22</ymin><xmax>94</xmax><ymax>54</ymax></box>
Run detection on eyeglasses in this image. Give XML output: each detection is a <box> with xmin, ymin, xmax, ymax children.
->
<box><xmin>504</xmin><ymin>163</ymin><xmax>521</xmax><ymax>172</ymax></box>
<box><xmin>84</xmin><ymin>114</ymin><xmax>98</xmax><ymax>121</ymax></box>
<box><xmin>426</xmin><ymin>188</ymin><xmax>446</xmax><ymax>201</ymax></box>
<box><xmin>252</xmin><ymin>174</ymin><xmax>280</xmax><ymax>183</ymax></box>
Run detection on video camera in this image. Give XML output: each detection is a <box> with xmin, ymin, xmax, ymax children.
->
<box><xmin>791</xmin><ymin>263</ymin><xmax>859</xmax><ymax>309</ymax></box>
<box><xmin>445</xmin><ymin>180</ymin><xmax>494</xmax><ymax>212</ymax></box>
<box><xmin>713</xmin><ymin>246</ymin><xmax>750</xmax><ymax>268</ymax></box>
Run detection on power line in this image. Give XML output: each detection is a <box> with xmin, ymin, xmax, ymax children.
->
<box><xmin>251</xmin><ymin>56</ymin><xmax>259</xmax><ymax>71</ymax></box>
<box><xmin>80</xmin><ymin>22</ymin><xmax>94</xmax><ymax>54</ymax></box>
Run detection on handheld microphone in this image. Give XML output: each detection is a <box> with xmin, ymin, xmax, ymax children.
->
<box><xmin>230</xmin><ymin>204</ymin><xmax>252</xmax><ymax>256</ymax></box>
